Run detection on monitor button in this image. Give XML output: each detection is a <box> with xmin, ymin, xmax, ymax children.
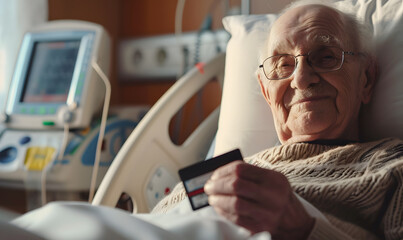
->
<box><xmin>42</xmin><ymin>121</ymin><xmax>55</xmax><ymax>126</ymax></box>
<box><xmin>24</xmin><ymin>147</ymin><xmax>55</xmax><ymax>170</ymax></box>
<box><xmin>19</xmin><ymin>136</ymin><xmax>31</xmax><ymax>145</ymax></box>
<box><xmin>49</xmin><ymin>108</ymin><xmax>56</xmax><ymax>114</ymax></box>
<box><xmin>0</xmin><ymin>147</ymin><xmax>17</xmax><ymax>164</ymax></box>
<box><xmin>39</xmin><ymin>107</ymin><xmax>46</xmax><ymax>114</ymax></box>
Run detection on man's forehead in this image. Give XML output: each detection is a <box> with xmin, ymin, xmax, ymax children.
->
<box><xmin>268</xmin><ymin>31</ymin><xmax>343</xmax><ymax>53</ymax></box>
<box><xmin>268</xmin><ymin>5</ymin><xmax>346</xmax><ymax>53</ymax></box>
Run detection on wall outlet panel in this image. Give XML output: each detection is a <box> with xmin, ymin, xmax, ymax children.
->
<box><xmin>119</xmin><ymin>30</ymin><xmax>229</xmax><ymax>80</ymax></box>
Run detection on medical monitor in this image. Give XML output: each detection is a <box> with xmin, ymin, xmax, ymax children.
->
<box><xmin>5</xmin><ymin>20</ymin><xmax>110</xmax><ymax>129</ymax></box>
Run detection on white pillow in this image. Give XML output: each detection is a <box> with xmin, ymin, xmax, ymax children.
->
<box><xmin>214</xmin><ymin>0</ymin><xmax>403</xmax><ymax>157</ymax></box>
<box><xmin>214</xmin><ymin>14</ymin><xmax>279</xmax><ymax>157</ymax></box>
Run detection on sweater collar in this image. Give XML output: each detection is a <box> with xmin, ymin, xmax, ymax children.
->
<box><xmin>305</xmin><ymin>139</ymin><xmax>358</xmax><ymax>146</ymax></box>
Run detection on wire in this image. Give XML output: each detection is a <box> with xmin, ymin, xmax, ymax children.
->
<box><xmin>172</xmin><ymin>0</ymin><xmax>225</xmax><ymax>143</ymax></box>
<box><xmin>175</xmin><ymin>0</ymin><xmax>186</xmax><ymax>78</ymax></box>
<box><xmin>88</xmin><ymin>60</ymin><xmax>111</xmax><ymax>203</ymax></box>
<box><xmin>175</xmin><ymin>0</ymin><xmax>186</xmax><ymax>38</ymax></box>
<box><xmin>39</xmin><ymin>61</ymin><xmax>110</xmax><ymax>205</ymax></box>
<box><xmin>241</xmin><ymin>0</ymin><xmax>250</xmax><ymax>15</ymax></box>
<box><xmin>41</xmin><ymin>121</ymin><xmax>70</xmax><ymax>206</ymax></box>
<box><xmin>58</xmin><ymin>123</ymin><xmax>70</xmax><ymax>161</ymax></box>
<box><xmin>172</xmin><ymin>0</ymin><xmax>187</xmax><ymax>143</ymax></box>
<box><xmin>40</xmin><ymin>149</ymin><xmax>57</xmax><ymax>206</ymax></box>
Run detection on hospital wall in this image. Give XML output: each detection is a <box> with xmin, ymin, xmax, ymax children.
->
<box><xmin>47</xmin><ymin>0</ymin><xmax>290</xmax><ymax>144</ymax></box>
<box><xmin>48</xmin><ymin>0</ymin><xmax>227</xmax><ymax>144</ymax></box>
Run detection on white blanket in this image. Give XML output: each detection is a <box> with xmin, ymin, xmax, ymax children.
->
<box><xmin>9</xmin><ymin>194</ymin><xmax>326</xmax><ymax>240</ymax></box>
<box><xmin>10</xmin><ymin>201</ymin><xmax>268</xmax><ymax>240</ymax></box>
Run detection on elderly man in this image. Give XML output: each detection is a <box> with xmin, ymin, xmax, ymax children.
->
<box><xmin>153</xmin><ymin>3</ymin><xmax>403</xmax><ymax>240</ymax></box>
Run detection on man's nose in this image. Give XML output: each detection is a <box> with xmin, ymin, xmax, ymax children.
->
<box><xmin>290</xmin><ymin>56</ymin><xmax>320</xmax><ymax>89</ymax></box>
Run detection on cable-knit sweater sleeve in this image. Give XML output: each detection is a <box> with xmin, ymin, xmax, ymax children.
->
<box><xmin>382</xmin><ymin>162</ymin><xmax>403</xmax><ymax>240</ymax></box>
<box><xmin>307</xmin><ymin>216</ymin><xmax>381</xmax><ymax>240</ymax></box>
<box><xmin>308</xmin><ymin>218</ymin><xmax>355</xmax><ymax>240</ymax></box>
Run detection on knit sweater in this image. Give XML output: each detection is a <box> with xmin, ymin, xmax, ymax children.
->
<box><xmin>152</xmin><ymin>138</ymin><xmax>403</xmax><ymax>240</ymax></box>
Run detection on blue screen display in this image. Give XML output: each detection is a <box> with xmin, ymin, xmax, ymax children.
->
<box><xmin>21</xmin><ymin>40</ymin><xmax>80</xmax><ymax>103</ymax></box>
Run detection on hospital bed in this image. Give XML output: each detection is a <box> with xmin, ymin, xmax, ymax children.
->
<box><xmin>92</xmin><ymin>0</ymin><xmax>403</xmax><ymax>214</ymax></box>
<box><xmin>3</xmin><ymin>0</ymin><xmax>403</xmax><ymax>239</ymax></box>
<box><xmin>93</xmin><ymin>53</ymin><xmax>225</xmax><ymax>213</ymax></box>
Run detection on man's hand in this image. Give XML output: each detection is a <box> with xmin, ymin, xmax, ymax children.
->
<box><xmin>204</xmin><ymin>161</ymin><xmax>315</xmax><ymax>239</ymax></box>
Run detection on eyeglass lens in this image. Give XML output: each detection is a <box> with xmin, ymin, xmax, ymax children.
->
<box><xmin>262</xmin><ymin>46</ymin><xmax>344</xmax><ymax>80</ymax></box>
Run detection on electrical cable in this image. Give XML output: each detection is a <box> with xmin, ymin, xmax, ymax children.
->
<box><xmin>187</xmin><ymin>2</ymin><xmax>219</xmax><ymax>137</ymax></box>
<box><xmin>88</xmin><ymin>60</ymin><xmax>111</xmax><ymax>203</ymax></box>
<box><xmin>39</xmin><ymin>62</ymin><xmax>110</xmax><ymax>205</ymax></box>
<box><xmin>175</xmin><ymin>0</ymin><xmax>186</xmax><ymax>78</ymax></box>
<box><xmin>41</xmin><ymin>111</ymin><xmax>72</xmax><ymax>206</ymax></box>
<box><xmin>40</xmin><ymin>147</ymin><xmax>58</xmax><ymax>206</ymax></box>
<box><xmin>58</xmin><ymin>124</ymin><xmax>70</xmax><ymax>161</ymax></box>
<box><xmin>173</xmin><ymin>0</ymin><xmax>187</xmax><ymax>143</ymax></box>
<box><xmin>173</xmin><ymin>0</ymin><xmax>226</xmax><ymax>143</ymax></box>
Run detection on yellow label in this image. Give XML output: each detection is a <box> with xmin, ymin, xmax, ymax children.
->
<box><xmin>24</xmin><ymin>147</ymin><xmax>56</xmax><ymax>171</ymax></box>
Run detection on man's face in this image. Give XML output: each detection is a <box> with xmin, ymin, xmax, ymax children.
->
<box><xmin>259</xmin><ymin>5</ymin><xmax>374</xmax><ymax>144</ymax></box>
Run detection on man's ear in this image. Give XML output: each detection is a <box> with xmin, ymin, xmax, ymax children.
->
<box><xmin>258</xmin><ymin>73</ymin><xmax>272</xmax><ymax>106</ymax></box>
<box><xmin>361</xmin><ymin>56</ymin><xmax>378</xmax><ymax>104</ymax></box>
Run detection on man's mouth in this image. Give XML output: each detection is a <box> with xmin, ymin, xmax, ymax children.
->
<box><xmin>285</xmin><ymin>95</ymin><xmax>331</xmax><ymax>109</ymax></box>
<box><xmin>294</xmin><ymin>96</ymin><xmax>329</xmax><ymax>105</ymax></box>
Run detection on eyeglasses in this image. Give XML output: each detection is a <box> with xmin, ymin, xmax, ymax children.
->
<box><xmin>259</xmin><ymin>46</ymin><xmax>357</xmax><ymax>80</ymax></box>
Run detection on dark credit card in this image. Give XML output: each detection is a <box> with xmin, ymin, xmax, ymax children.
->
<box><xmin>178</xmin><ymin>149</ymin><xmax>243</xmax><ymax>210</ymax></box>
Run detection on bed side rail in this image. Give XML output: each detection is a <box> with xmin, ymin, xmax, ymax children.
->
<box><xmin>92</xmin><ymin>53</ymin><xmax>225</xmax><ymax>213</ymax></box>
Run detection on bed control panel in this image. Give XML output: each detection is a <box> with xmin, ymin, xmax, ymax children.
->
<box><xmin>145</xmin><ymin>166</ymin><xmax>179</xmax><ymax>210</ymax></box>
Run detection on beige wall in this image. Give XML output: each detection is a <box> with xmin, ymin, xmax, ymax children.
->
<box><xmin>251</xmin><ymin>0</ymin><xmax>294</xmax><ymax>14</ymax></box>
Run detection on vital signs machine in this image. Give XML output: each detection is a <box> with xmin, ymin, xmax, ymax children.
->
<box><xmin>0</xmin><ymin>20</ymin><xmax>146</xmax><ymax>208</ymax></box>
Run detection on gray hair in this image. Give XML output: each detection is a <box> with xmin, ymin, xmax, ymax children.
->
<box><xmin>258</xmin><ymin>0</ymin><xmax>374</xmax><ymax>65</ymax></box>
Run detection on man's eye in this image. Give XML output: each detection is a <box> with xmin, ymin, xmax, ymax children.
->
<box><xmin>278</xmin><ymin>59</ymin><xmax>294</xmax><ymax>68</ymax></box>
<box><xmin>277</xmin><ymin>63</ymin><xmax>293</xmax><ymax>71</ymax></box>
<box><xmin>322</xmin><ymin>55</ymin><xmax>335</xmax><ymax>59</ymax></box>
<box><xmin>318</xmin><ymin>55</ymin><xmax>336</xmax><ymax>63</ymax></box>
<box><xmin>311</xmin><ymin>52</ymin><xmax>338</xmax><ymax>68</ymax></box>
<box><xmin>280</xmin><ymin>63</ymin><xmax>292</xmax><ymax>67</ymax></box>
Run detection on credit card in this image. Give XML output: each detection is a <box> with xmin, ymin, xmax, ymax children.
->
<box><xmin>178</xmin><ymin>149</ymin><xmax>243</xmax><ymax>211</ymax></box>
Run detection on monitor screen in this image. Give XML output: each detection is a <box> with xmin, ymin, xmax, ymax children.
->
<box><xmin>21</xmin><ymin>40</ymin><xmax>81</xmax><ymax>103</ymax></box>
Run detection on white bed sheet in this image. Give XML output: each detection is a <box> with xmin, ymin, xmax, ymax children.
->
<box><xmin>9</xmin><ymin>194</ymin><xmax>326</xmax><ymax>240</ymax></box>
<box><xmin>11</xmin><ymin>201</ymin><xmax>268</xmax><ymax>240</ymax></box>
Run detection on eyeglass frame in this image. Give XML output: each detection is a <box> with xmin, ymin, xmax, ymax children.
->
<box><xmin>258</xmin><ymin>46</ymin><xmax>359</xmax><ymax>80</ymax></box>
